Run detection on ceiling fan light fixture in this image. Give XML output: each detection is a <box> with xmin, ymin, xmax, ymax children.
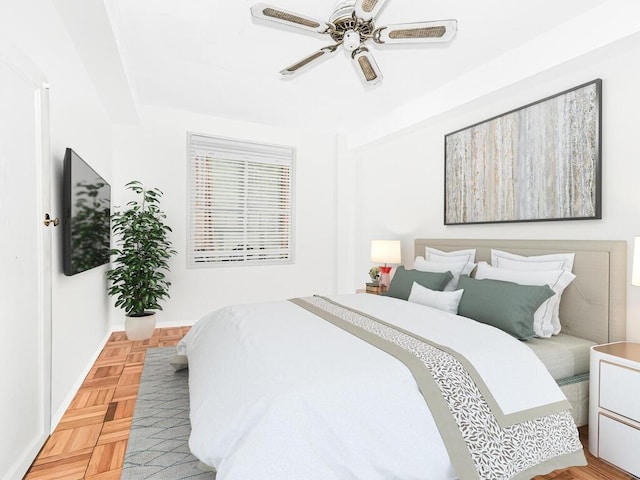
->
<box><xmin>343</xmin><ymin>30</ymin><xmax>361</xmax><ymax>51</ymax></box>
<box><xmin>250</xmin><ymin>1</ymin><xmax>457</xmax><ymax>86</ymax></box>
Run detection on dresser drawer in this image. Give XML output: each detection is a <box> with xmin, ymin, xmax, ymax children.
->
<box><xmin>599</xmin><ymin>414</ymin><xmax>640</xmax><ymax>477</ymax></box>
<box><xmin>599</xmin><ymin>361</ymin><xmax>640</xmax><ymax>421</ymax></box>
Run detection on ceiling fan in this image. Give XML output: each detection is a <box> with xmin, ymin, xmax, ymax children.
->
<box><xmin>250</xmin><ymin>0</ymin><xmax>457</xmax><ymax>86</ymax></box>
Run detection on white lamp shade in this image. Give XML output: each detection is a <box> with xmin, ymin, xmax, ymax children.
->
<box><xmin>371</xmin><ymin>240</ymin><xmax>401</xmax><ymax>264</ymax></box>
<box><xmin>633</xmin><ymin>237</ymin><xmax>640</xmax><ymax>286</ymax></box>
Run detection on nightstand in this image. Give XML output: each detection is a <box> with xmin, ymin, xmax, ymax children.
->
<box><xmin>588</xmin><ymin>342</ymin><xmax>640</xmax><ymax>477</ymax></box>
<box><xmin>357</xmin><ymin>285</ymin><xmax>387</xmax><ymax>295</ymax></box>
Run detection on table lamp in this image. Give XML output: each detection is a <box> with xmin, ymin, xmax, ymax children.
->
<box><xmin>371</xmin><ymin>240</ymin><xmax>401</xmax><ymax>288</ymax></box>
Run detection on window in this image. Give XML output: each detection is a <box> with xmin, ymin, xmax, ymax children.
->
<box><xmin>187</xmin><ymin>133</ymin><xmax>295</xmax><ymax>267</ymax></box>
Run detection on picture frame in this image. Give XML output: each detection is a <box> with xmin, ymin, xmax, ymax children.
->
<box><xmin>444</xmin><ymin>79</ymin><xmax>602</xmax><ymax>225</ymax></box>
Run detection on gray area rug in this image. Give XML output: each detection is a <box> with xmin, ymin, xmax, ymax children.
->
<box><xmin>122</xmin><ymin>347</ymin><xmax>216</xmax><ymax>479</ymax></box>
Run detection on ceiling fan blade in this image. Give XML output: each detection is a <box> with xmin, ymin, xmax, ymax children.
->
<box><xmin>251</xmin><ymin>2</ymin><xmax>331</xmax><ymax>34</ymax></box>
<box><xmin>280</xmin><ymin>44</ymin><xmax>339</xmax><ymax>76</ymax></box>
<box><xmin>354</xmin><ymin>0</ymin><xmax>388</xmax><ymax>21</ymax></box>
<box><xmin>351</xmin><ymin>47</ymin><xmax>383</xmax><ymax>85</ymax></box>
<box><xmin>374</xmin><ymin>20</ymin><xmax>458</xmax><ymax>44</ymax></box>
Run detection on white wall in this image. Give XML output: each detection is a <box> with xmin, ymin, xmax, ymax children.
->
<box><xmin>110</xmin><ymin>107</ymin><xmax>337</xmax><ymax>328</ymax></box>
<box><xmin>348</xmin><ymin>33</ymin><xmax>640</xmax><ymax>342</ymax></box>
<box><xmin>1</xmin><ymin>0</ymin><xmax>114</xmax><ymax>425</ymax></box>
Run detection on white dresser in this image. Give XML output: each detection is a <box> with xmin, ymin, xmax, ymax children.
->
<box><xmin>589</xmin><ymin>342</ymin><xmax>640</xmax><ymax>477</ymax></box>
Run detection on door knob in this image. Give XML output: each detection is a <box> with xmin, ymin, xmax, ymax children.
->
<box><xmin>43</xmin><ymin>213</ymin><xmax>59</xmax><ymax>227</ymax></box>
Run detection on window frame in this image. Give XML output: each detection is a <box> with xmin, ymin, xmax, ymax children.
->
<box><xmin>187</xmin><ymin>132</ymin><xmax>296</xmax><ymax>268</ymax></box>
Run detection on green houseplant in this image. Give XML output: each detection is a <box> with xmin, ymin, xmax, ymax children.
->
<box><xmin>107</xmin><ymin>181</ymin><xmax>176</xmax><ymax>340</ymax></box>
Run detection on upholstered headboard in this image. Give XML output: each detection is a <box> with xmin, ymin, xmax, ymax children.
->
<box><xmin>414</xmin><ymin>239</ymin><xmax>627</xmax><ymax>344</ymax></box>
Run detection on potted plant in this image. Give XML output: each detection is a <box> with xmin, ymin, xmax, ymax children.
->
<box><xmin>107</xmin><ymin>181</ymin><xmax>177</xmax><ymax>340</ymax></box>
<box><xmin>368</xmin><ymin>266</ymin><xmax>380</xmax><ymax>285</ymax></box>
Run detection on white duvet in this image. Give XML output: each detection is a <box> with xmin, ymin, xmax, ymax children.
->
<box><xmin>177</xmin><ymin>294</ymin><xmax>570</xmax><ymax>480</ymax></box>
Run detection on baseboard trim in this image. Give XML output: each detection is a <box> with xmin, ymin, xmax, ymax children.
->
<box><xmin>4</xmin><ymin>434</ymin><xmax>46</xmax><ymax>480</ymax></box>
<box><xmin>156</xmin><ymin>318</ymin><xmax>199</xmax><ymax>328</ymax></box>
<box><xmin>110</xmin><ymin>318</ymin><xmax>198</xmax><ymax>332</ymax></box>
<box><xmin>50</xmin><ymin>330</ymin><xmax>111</xmax><ymax>431</ymax></box>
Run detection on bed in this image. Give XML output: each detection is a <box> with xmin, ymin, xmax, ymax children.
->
<box><xmin>414</xmin><ymin>239</ymin><xmax>627</xmax><ymax>428</ymax></box>
<box><xmin>176</xmin><ymin>238</ymin><xmax>627</xmax><ymax>480</ymax></box>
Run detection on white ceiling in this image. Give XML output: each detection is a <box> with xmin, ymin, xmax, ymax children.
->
<box><xmin>54</xmin><ymin>0</ymin><xmax>636</xmax><ymax>138</ymax></box>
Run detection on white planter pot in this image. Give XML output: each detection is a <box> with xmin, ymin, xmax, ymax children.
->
<box><xmin>125</xmin><ymin>312</ymin><xmax>156</xmax><ymax>341</ymax></box>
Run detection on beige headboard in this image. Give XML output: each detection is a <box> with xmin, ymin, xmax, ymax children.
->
<box><xmin>414</xmin><ymin>239</ymin><xmax>627</xmax><ymax>344</ymax></box>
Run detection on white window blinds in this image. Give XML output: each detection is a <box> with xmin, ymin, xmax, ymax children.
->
<box><xmin>187</xmin><ymin>133</ymin><xmax>295</xmax><ymax>267</ymax></box>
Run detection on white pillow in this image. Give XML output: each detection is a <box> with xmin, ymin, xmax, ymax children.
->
<box><xmin>413</xmin><ymin>257</ymin><xmax>474</xmax><ymax>291</ymax></box>
<box><xmin>474</xmin><ymin>262</ymin><xmax>576</xmax><ymax>337</ymax></box>
<box><xmin>491</xmin><ymin>249</ymin><xmax>575</xmax><ymax>272</ymax></box>
<box><xmin>408</xmin><ymin>282</ymin><xmax>464</xmax><ymax>314</ymax></box>
<box><xmin>424</xmin><ymin>247</ymin><xmax>476</xmax><ymax>278</ymax></box>
<box><xmin>428</xmin><ymin>252</ymin><xmax>470</xmax><ymax>263</ymax></box>
<box><xmin>492</xmin><ymin>256</ymin><xmax>567</xmax><ymax>271</ymax></box>
<box><xmin>426</xmin><ymin>247</ymin><xmax>476</xmax><ymax>265</ymax></box>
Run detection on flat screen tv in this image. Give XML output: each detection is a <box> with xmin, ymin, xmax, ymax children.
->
<box><xmin>63</xmin><ymin>148</ymin><xmax>111</xmax><ymax>276</ymax></box>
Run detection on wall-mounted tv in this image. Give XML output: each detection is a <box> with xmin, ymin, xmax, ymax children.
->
<box><xmin>63</xmin><ymin>148</ymin><xmax>111</xmax><ymax>276</ymax></box>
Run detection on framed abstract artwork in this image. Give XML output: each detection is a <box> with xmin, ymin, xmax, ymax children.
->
<box><xmin>444</xmin><ymin>79</ymin><xmax>602</xmax><ymax>225</ymax></box>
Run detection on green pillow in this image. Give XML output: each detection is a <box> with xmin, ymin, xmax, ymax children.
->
<box><xmin>383</xmin><ymin>266</ymin><xmax>453</xmax><ymax>301</ymax></box>
<box><xmin>457</xmin><ymin>276</ymin><xmax>554</xmax><ymax>340</ymax></box>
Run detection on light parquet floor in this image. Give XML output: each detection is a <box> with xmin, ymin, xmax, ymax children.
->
<box><xmin>24</xmin><ymin>327</ymin><xmax>190</xmax><ymax>480</ymax></box>
<box><xmin>25</xmin><ymin>327</ymin><xmax>633</xmax><ymax>480</ymax></box>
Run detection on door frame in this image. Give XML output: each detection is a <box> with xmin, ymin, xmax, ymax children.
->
<box><xmin>0</xmin><ymin>38</ymin><xmax>52</xmax><ymax>479</ymax></box>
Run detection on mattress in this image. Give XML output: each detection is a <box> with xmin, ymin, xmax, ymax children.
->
<box><xmin>524</xmin><ymin>333</ymin><xmax>596</xmax><ymax>380</ymax></box>
<box><xmin>525</xmin><ymin>333</ymin><xmax>595</xmax><ymax>427</ymax></box>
